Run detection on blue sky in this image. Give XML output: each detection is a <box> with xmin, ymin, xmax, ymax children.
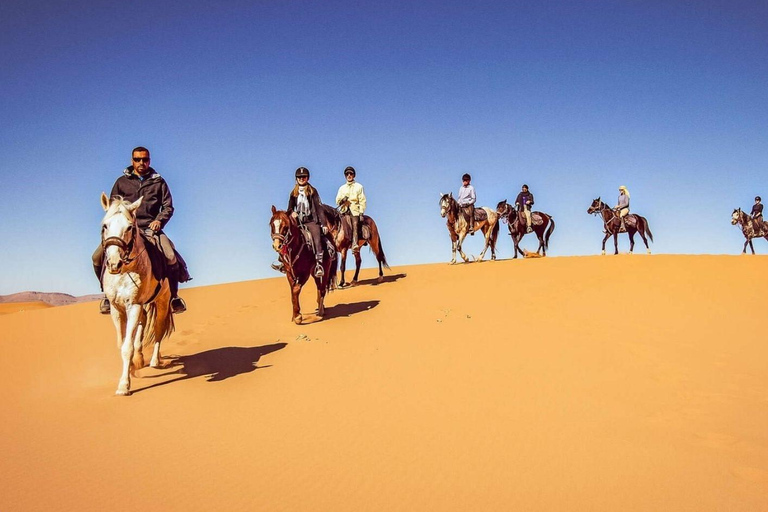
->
<box><xmin>1</xmin><ymin>0</ymin><xmax>766</xmax><ymax>296</ymax></box>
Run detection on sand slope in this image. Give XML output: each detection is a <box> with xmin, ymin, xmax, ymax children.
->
<box><xmin>0</xmin><ymin>255</ymin><xmax>766</xmax><ymax>511</ymax></box>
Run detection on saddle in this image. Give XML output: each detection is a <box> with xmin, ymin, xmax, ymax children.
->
<box><xmin>473</xmin><ymin>209</ymin><xmax>488</xmax><ymax>222</ymax></box>
<box><xmin>341</xmin><ymin>215</ymin><xmax>372</xmax><ymax>243</ymax></box>
<box><xmin>298</xmin><ymin>224</ymin><xmax>336</xmax><ymax>257</ymax></box>
<box><xmin>142</xmin><ymin>231</ymin><xmax>192</xmax><ymax>283</ymax></box>
<box><xmin>516</xmin><ymin>211</ymin><xmax>542</xmax><ymax>226</ymax></box>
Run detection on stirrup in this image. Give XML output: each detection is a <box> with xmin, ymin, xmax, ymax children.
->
<box><xmin>171</xmin><ymin>297</ymin><xmax>187</xmax><ymax>314</ymax></box>
<box><xmin>314</xmin><ymin>263</ymin><xmax>324</xmax><ymax>278</ymax></box>
<box><xmin>99</xmin><ymin>298</ymin><xmax>111</xmax><ymax>315</ymax></box>
<box><xmin>271</xmin><ymin>261</ymin><xmax>285</xmax><ymax>273</ymax></box>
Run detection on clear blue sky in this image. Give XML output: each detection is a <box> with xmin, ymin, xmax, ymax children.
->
<box><xmin>1</xmin><ymin>0</ymin><xmax>766</xmax><ymax>296</ymax></box>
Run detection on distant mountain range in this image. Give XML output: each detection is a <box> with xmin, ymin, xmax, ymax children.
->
<box><xmin>0</xmin><ymin>292</ymin><xmax>102</xmax><ymax>307</ymax></box>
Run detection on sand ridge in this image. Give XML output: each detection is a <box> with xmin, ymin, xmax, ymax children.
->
<box><xmin>0</xmin><ymin>255</ymin><xmax>766</xmax><ymax>511</ymax></box>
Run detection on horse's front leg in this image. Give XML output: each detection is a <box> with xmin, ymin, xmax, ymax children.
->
<box><xmin>742</xmin><ymin>238</ymin><xmax>749</xmax><ymax>254</ymax></box>
<box><xmin>600</xmin><ymin>232</ymin><xmax>611</xmax><ymax>255</ymax></box>
<box><xmin>290</xmin><ymin>279</ymin><xmax>302</xmax><ymax>324</ymax></box>
<box><xmin>613</xmin><ymin>233</ymin><xmax>620</xmax><ymax>255</ymax></box>
<box><xmin>351</xmin><ymin>250</ymin><xmax>362</xmax><ymax>284</ymax></box>
<box><xmin>116</xmin><ymin>303</ymin><xmax>142</xmax><ymax>396</ymax></box>
<box><xmin>749</xmin><ymin>239</ymin><xmax>756</xmax><ymax>255</ymax></box>
<box><xmin>449</xmin><ymin>233</ymin><xmax>458</xmax><ymax>264</ymax></box>
<box><xmin>457</xmin><ymin>232</ymin><xmax>470</xmax><ymax>262</ymax></box>
<box><xmin>512</xmin><ymin>234</ymin><xmax>521</xmax><ymax>258</ymax></box>
<box><xmin>131</xmin><ymin>309</ymin><xmax>146</xmax><ymax>372</ymax></box>
<box><xmin>339</xmin><ymin>248</ymin><xmax>348</xmax><ymax>287</ymax></box>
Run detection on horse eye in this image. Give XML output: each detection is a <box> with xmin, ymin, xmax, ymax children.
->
<box><xmin>126</xmin><ymin>226</ymin><xmax>133</xmax><ymax>232</ymax></box>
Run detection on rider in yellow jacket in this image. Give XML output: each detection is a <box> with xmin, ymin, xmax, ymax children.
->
<box><xmin>336</xmin><ymin>166</ymin><xmax>367</xmax><ymax>253</ymax></box>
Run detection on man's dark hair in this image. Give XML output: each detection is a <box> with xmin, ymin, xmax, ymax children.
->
<box><xmin>132</xmin><ymin>146</ymin><xmax>151</xmax><ymax>157</ymax></box>
<box><xmin>462</xmin><ymin>173</ymin><xmax>471</xmax><ymax>181</ymax></box>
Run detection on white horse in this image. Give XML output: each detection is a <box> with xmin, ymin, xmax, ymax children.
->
<box><xmin>100</xmin><ymin>192</ymin><xmax>174</xmax><ymax>395</ymax></box>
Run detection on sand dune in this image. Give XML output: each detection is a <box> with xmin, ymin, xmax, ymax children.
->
<box><xmin>0</xmin><ymin>301</ymin><xmax>53</xmax><ymax>315</ymax></box>
<box><xmin>0</xmin><ymin>255</ymin><xmax>766</xmax><ymax>511</ymax></box>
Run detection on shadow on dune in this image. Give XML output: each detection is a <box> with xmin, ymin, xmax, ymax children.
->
<box><xmin>353</xmin><ymin>273</ymin><xmax>407</xmax><ymax>287</ymax></box>
<box><xmin>132</xmin><ymin>343</ymin><xmax>287</xmax><ymax>394</ymax></box>
<box><xmin>322</xmin><ymin>300</ymin><xmax>379</xmax><ymax>320</ymax></box>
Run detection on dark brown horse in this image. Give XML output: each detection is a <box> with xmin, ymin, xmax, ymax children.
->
<box><xmin>439</xmin><ymin>193</ymin><xmax>500</xmax><ymax>264</ymax></box>
<box><xmin>587</xmin><ymin>198</ymin><xmax>653</xmax><ymax>255</ymax></box>
<box><xmin>320</xmin><ymin>204</ymin><xmax>389</xmax><ymax>287</ymax></box>
<box><xmin>270</xmin><ymin>206</ymin><xmax>338</xmax><ymax>324</ymax></box>
<box><xmin>731</xmin><ymin>208</ymin><xmax>768</xmax><ymax>254</ymax></box>
<box><xmin>496</xmin><ymin>200</ymin><xmax>555</xmax><ymax>258</ymax></box>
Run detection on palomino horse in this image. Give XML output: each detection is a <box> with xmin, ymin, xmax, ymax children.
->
<box><xmin>496</xmin><ymin>200</ymin><xmax>555</xmax><ymax>258</ymax></box>
<box><xmin>319</xmin><ymin>204</ymin><xmax>389</xmax><ymax>287</ymax></box>
<box><xmin>587</xmin><ymin>198</ymin><xmax>654</xmax><ymax>255</ymax></box>
<box><xmin>439</xmin><ymin>193</ymin><xmax>500</xmax><ymax>264</ymax></box>
<box><xmin>100</xmin><ymin>193</ymin><xmax>175</xmax><ymax>396</ymax></box>
<box><xmin>731</xmin><ymin>208</ymin><xmax>768</xmax><ymax>254</ymax></box>
<box><xmin>270</xmin><ymin>206</ymin><xmax>338</xmax><ymax>324</ymax></box>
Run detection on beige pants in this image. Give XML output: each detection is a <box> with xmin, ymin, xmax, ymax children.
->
<box><xmin>523</xmin><ymin>206</ymin><xmax>532</xmax><ymax>228</ymax></box>
<box><xmin>618</xmin><ymin>208</ymin><xmax>629</xmax><ymax>218</ymax></box>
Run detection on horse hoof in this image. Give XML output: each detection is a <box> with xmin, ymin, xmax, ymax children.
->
<box><xmin>647</xmin><ymin>250</ymin><xmax>651</xmax><ymax>255</ymax></box>
<box><xmin>293</xmin><ymin>315</ymin><xmax>303</xmax><ymax>325</ymax></box>
<box><xmin>601</xmin><ymin>250</ymin><xmax>606</xmax><ymax>255</ymax></box>
<box><xmin>377</xmin><ymin>276</ymin><xmax>383</xmax><ymax>283</ymax></box>
<box><xmin>115</xmin><ymin>389</ymin><xmax>132</xmax><ymax>396</ymax></box>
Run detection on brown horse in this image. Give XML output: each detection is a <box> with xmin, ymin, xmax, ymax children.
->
<box><xmin>496</xmin><ymin>200</ymin><xmax>555</xmax><ymax>258</ymax></box>
<box><xmin>587</xmin><ymin>198</ymin><xmax>653</xmax><ymax>255</ymax></box>
<box><xmin>319</xmin><ymin>204</ymin><xmax>389</xmax><ymax>287</ymax></box>
<box><xmin>270</xmin><ymin>206</ymin><xmax>338</xmax><ymax>324</ymax></box>
<box><xmin>439</xmin><ymin>193</ymin><xmax>500</xmax><ymax>264</ymax></box>
<box><xmin>731</xmin><ymin>208</ymin><xmax>768</xmax><ymax>254</ymax></box>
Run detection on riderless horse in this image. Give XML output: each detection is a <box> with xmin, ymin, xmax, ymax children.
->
<box><xmin>439</xmin><ymin>193</ymin><xmax>500</xmax><ymax>264</ymax></box>
<box><xmin>587</xmin><ymin>198</ymin><xmax>653</xmax><ymax>255</ymax></box>
<box><xmin>270</xmin><ymin>206</ymin><xmax>338</xmax><ymax>324</ymax></box>
<box><xmin>319</xmin><ymin>204</ymin><xmax>389</xmax><ymax>287</ymax></box>
<box><xmin>496</xmin><ymin>200</ymin><xmax>555</xmax><ymax>258</ymax></box>
<box><xmin>731</xmin><ymin>208</ymin><xmax>768</xmax><ymax>254</ymax></box>
<box><xmin>100</xmin><ymin>193</ymin><xmax>175</xmax><ymax>396</ymax></box>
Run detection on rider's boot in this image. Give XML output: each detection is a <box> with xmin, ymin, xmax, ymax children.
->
<box><xmin>99</xmin><ymin>297</ymin><xmax>111</xmax><ymax>314</ymax></box>
<box><xmin>314</xmin><ymin>255</ymin><xmax>325</xmax><ymax>278</ymax></box>
<box><xmin>351</xmin><ymin>215</ymin><xmax>361</xmax><ymax>253</ymax></box>
<box><xmin>168</xmin><ymin>269</ymin><xmax>186</xmax><ymax>314</ymax></box>
<box><xmin>271</xmin><ymin>260</ymin><xmax>286</xmax><ymax>273</ymax></box>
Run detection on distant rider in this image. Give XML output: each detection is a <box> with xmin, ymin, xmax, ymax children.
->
<box><xmin>287</xmin><ymin>167</ymin><xmax>329</xmax><ymax>278</ymax></box>
<box><xmin>752</xmin><ymin>196</ymin><xmax>764</xmax><ymax>234</ymax></box>
<box><xmin>457</xmin><ymin>173</ymin><xmax>476</xmax><ymax>233</ymax></box>
<box><xmin>515</xmin><ymin>184</ymin><xmax>535</xmax><ymax>233</ymax></box>
<box><xmin>92</xmin><ymin>146</ymin><xmax>190</xmax><ymax>315</ymax></box>
<box><xmin>615</xmin><ymin>185</ymin><xmax>630</xmax><ymax>232</ymax></box>
<box><xmin>336</xmin><ymin>166</ymin><xmax>367</xmax><ymax>253</ymax></box>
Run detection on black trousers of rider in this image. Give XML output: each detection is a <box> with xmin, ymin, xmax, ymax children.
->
<box><xmin>303</xmin><ymin>221</ymin><xmax>324</xmax><ymax>262</ymax></box>
<box><xmin>350</xmin><ymin>214</ymin><xmax>361</xmax><ymax>248</ymax></box>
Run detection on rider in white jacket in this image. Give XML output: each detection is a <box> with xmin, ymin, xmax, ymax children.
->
<box><xmin>336</xmin><ymin>166</ymin><xmax>367</xmax><ymax>253</ymax></box>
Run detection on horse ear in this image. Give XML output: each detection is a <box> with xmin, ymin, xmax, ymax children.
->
<box><xmin>126</xmin><ymin>196</ymin><xmax>143</xmax><ymax>213</ymax></box>
<box><xmin>272</xmin><ymin>205</ymin><xmax>277</xmax><ymax>214</ymax></box>
<box><xmin>449</xmin><ymin>192</ymin><xmax>453</xmax><ymax>198</ymax></box>
<box><xmin>100</xmin><ymin>192</ymin><xmax>110</xmax><ymax>211</ymax></box>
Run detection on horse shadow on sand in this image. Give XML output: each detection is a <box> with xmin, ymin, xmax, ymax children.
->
<box><xmin>131</xmin><ymin>342</ymin><xmax>287</xmax><ymax>394</ymax></box>
<box><xmin>347</xmin><ymin>272</ymin><xmax>407</xmax><ymax>287</ymax></box>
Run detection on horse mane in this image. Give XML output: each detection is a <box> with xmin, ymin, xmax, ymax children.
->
<box><xmin>103</xmin><ymin>196</ymin><xmax>135</xmax><ymax>222</ymax></box>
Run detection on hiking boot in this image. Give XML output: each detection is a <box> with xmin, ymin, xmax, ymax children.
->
<box><xmin>99</xmin><ymin>298</ymin><xmax>111</xmax><ymax>315</ymax></box>
<box><xmin>271</xmin><ymin>260</ymin><xmax>285</xmax><ymax>273</ymax></box>
<box><xmin>171</xmin><ymin>297</ymin><xmax>187</xmax><ymax>314</ymax></box>
<box><xmin>526</xmin><ymin>226</ymin><xmax>533</xmax><ymax>233</ymax></box>
<box><xmin>314</xmin><ymin>263</ymin><xmax>324</xmax><ymax>278</ymax></box>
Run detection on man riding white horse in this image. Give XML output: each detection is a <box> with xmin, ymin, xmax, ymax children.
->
<box><xmin>92</xmin><ymin>146</ymin><xmax>190</xmax><ymax>314</ymax></box>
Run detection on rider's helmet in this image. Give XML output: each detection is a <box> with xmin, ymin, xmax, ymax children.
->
<box><xmin>295</xmin><ymin>167</ymin><xmax>310</xmax><ymax>179</ymax></box>
<box><xmin>756</xmin><ymin>196</ymin><xmax>762</xmax><ymax>202</ymax></box>
<box><xmin>462</xmin><ymin>173</ymin><xmax>471</xmax><ymax>181</ymax></box>
<box><xmin>344</xmin><ymin>166</ymin><xmax>356</xmax><ymax>177</ymax></box>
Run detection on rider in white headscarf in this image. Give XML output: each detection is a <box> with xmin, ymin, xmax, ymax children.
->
<box><xmin>615</xmin><ymin>185</ymin><xmax>630</xmax><ymax>232</ymax></box>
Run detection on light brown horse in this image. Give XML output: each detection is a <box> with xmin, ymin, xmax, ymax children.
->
<box><xmin>731</xmin><ymin>208</ymin><xmax>768</xmax><ymax>254</ymax></box>
<box><xmin>319</xmin><ymin>204</ymin><xmax>389</xmax><ymax>287</ymax></box>
<box><xmin>270</xmin><ymin>206</ymin><xmax>338</xmax><ymax>324</ymax></box>
<box><xmin>587</xmin><ymin>198</ymin><xmax>653</xmax><ymax>255</ymax></box>
<box><xmin>439</xmin><ymin>193</ymin><xmax>500</xmax><ymax>264</ymax></box>
<box><xmin>496</xmin><ymin>200</ymin><xmax>555</xmax><ymax>258</ymax></box>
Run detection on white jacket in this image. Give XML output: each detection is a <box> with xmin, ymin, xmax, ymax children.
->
<box><xmin>336</xmin><ymin>181</ymin><xmax>367</xmax><ymax>216</ymax></box>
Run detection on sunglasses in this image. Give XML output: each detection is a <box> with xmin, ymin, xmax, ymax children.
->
<box><xmin>132</xmin><ymin>157</ymin><xmax>150</xmax><ymax>163</ymax></box>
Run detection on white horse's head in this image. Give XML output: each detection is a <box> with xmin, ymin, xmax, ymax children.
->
<box><xmin>439</xmin><ymin>193</ymin><xmax>452</xmax><ymax>218</ymax></box>
<box><xmin>100</xmin><ymin>192</ymin><xmax>142</xmax><ymax>274</ymax></box>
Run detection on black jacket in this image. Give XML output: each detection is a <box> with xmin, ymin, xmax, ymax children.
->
<box><xmin>515</xmin><ymin>191</ymin><xmax>534</xmax><ymax>208</ymax></box>
<box><xmin>110</xmin><ymin>167</ymin><xmax>174</xmax><ymax>230</ymax></box>
<box><xmin>752</xmin><ymin>203</ymin><xmax>763</xmax><ymax>217</ymax></box>
<box><xmin>287</xmin><ymin>186</ymin><xmax>327</xmax><ymax>226</ymax></box>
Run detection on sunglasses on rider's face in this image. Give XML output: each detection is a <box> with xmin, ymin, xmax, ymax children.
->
<box><xmin>132</xmin><ymin>157</ymin><xmax>150</xmax><ymax>163</ymax></box>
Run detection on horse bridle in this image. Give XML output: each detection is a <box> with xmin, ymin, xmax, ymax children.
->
<box><xmin>102</xmin><ymin>224</ymin><xmax>138</xmax><ymax>265</ymax></box>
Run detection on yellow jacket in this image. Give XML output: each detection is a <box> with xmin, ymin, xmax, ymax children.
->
<box><xmin>336</xmin><ymin>181</ymin><xmax>366</xmax><ymax>216</ymax></box>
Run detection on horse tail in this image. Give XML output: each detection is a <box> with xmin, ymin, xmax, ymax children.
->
<box><xmin>368</xmin><ymin>218</ymin><xmax>390</xmax><ymax>270</ymax></box>
<box><xmin>142</xmin><ymin>298</ymin><xmax>175</xmax><ymax>351</ymax></box>
<box><xmin>544</xmin><ymin>216</ymin><xmax>555</xmax><ymax>250</ymax></box>
<box><xmin>642</xmin><ymin>216</ymin><xmax>654</xmax><ymax>242</ymax></box>
<box><xmin>491</xmin><ymin>214</ymin><xmax>500</xmax><ymax>247</ymax></box>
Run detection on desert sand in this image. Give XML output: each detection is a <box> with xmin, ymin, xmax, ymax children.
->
<box><xmin>0</xmin><ymin>255</ymin><xmax>766</xmax><ymax>511</ymax></box>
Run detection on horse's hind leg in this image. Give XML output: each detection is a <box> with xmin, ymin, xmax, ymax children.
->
<box><xmin>628</xmin><ymin>231</ymin><xmax>636</xmax><ymax>254</ymax></box>
<box><xmin>315</xmin><ymin>283</ymin><xmax>325</xmax><ymax>318</ymax></box>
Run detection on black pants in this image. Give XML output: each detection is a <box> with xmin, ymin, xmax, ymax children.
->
<box><xmin>303</xmin><ymin>221</ymin><xmax>324</xmax><ymax>261</ymax></box>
